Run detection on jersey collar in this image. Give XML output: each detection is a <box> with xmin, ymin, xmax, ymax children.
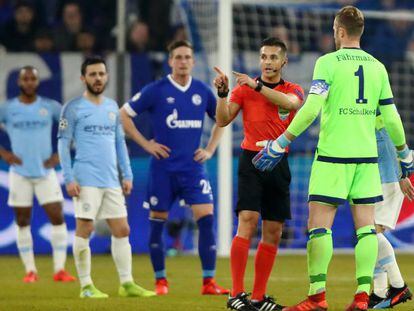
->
<box><xmin>257</xmin><ymin>77</ymin><xmax>284</xmax><ymax>89</ymax></box>
<box><xmin>167</xmin><ymin>74</ymin><xmax>192</xmax><ymax>92</ymax></box>
<box><xmin>17</xmin><ymin>96</ymin><xmax>40</xmax><ymax>106</ymax></box>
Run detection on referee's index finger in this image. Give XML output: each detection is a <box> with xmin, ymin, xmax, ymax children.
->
<box><xmin>232</xmin><ymin>70</ymin><xmax>242</xmax><ymax>76</ymax></box>
<box><xmin>213</xmin><ymin>66</ymin><xmax>225</xmax><ymax>75</ymax></box>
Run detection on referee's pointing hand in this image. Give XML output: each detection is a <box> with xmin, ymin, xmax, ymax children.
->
<box><xmin>213</xmin><ymin>66</ymin><xmax>229</xmax><ymax>93</ymax></box>
<box><xmin>232</xmin><ymin>71</ymin><xmax>256</xmax><ymax>89</ymax></box>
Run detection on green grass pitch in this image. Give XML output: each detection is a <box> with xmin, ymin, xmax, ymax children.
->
<box><xmin>0</xmin><ymin>253</ymin><xmax>413</xmax><ymax>310</ymax></box>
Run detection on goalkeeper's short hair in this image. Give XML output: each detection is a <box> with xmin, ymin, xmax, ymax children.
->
<box><xmin>335</xmin><ymin>5</ymin><xmax>364</xmax><ymax>37</ymax></box>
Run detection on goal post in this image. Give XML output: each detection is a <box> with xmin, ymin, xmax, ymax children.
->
<box><xmin>216</xmin><ymin>0</ymin><xmax>233</xmax><ymax>257</ymax></box>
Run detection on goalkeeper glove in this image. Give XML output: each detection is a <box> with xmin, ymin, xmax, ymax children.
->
<box><xmin>398</xmin><ymin>146</ymin><xmax>414</xmax><ymax>178</ymax></box>
<box><xmin>252</xmin><ymin>139</ymin><xmax>286</xmax><ymax>172</ymax></box>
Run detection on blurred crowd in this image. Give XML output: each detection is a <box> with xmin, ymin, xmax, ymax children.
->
<box><xmin>0</xmin><ymin>0</ymin><xmax>187</xmax><ymax>54</ymax></box>
<box><xmin>0</xmin><ymin>0</ymin><xmax>413</xmax><ymax>69</ymax></box>
<box><xmin>326</xmin><ymin>0</ymin><xmax>414</xmax><ymax>67</ymax></box>
<box><xmin>233</xmin><ymin>0</ymin><xmax>414</xmax><ymax>69</ymax></box>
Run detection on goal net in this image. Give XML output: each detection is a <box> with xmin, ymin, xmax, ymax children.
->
<box><xmin>177</xmin><ymin>0</ymin><xmax>414</xmax><ymax>250</ymax></box>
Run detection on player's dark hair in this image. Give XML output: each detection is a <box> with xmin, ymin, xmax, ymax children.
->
<box><xmin>61</xmin><ymin>1</ymin><xmax>83</xmax><ymax>17</ymax></box>
<box><xmin>335</xmin><ymin>6</ymin><xmax>364</xmax><ymax>37</ymax></box>
<box><xmin>18</xmin><ymin>65</ymin><xmax>38</xmax><ymax>78</ymax></box>
<box><xmin>261</xmin><ymin>37</ymin><xmax>287</xmax><ymax>54</ymax></box>
<box><xmin>167</xmin><ymin>40</ymin><xmax>193</xmax><ymax>57</ymax></box>
<box><xmin>81</xmin><ymin>56</ymin><xmax>106</xmax><ymax>75</ymax></box>
<box><xmin>20</xmin><ymin>65</ymin><xmax>37</xmax><ymax>72</ymax></box>
<box><xmin>14</xmin><ymin>0</ymin><xmax>34</xmax><ymax>10</ymax></box>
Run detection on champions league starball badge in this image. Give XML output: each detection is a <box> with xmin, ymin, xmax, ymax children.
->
<box><xmin>59</xmin><ymin>118</ymin><xmax>68</xmax><ymax>130</ymax></box>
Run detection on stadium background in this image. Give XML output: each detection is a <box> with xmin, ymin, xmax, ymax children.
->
<box><xmin>0</xmin><ymin>0</ymin><xmax>414</xmax><ymax>256</ymax></box>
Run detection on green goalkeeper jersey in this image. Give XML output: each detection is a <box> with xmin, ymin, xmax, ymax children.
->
<box><xmin>290</xmin><ymin>48</ymin><xmax>396</xmax><ymax>162</ymax></box>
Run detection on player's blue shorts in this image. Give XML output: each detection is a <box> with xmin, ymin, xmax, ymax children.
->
<box><xmin>376</xmin><ymin>128</ymin><xmax>400</xmax><ymax>183</ymax></box>
<box><xmin>143</xmin><ymin>162</ymin><xmax>214</xmax><ymax>212</ymax></box>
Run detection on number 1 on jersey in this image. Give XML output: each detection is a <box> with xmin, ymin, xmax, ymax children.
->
<box><xmin>354</xmin><ymin>65</ymin><xmax>368</xmax><ymax>104</ymax></box>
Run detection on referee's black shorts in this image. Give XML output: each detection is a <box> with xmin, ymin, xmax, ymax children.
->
<box><xmin>236</xmin><ymin>149</ymin><xmax>291</xmax><ymax>222</ymax></box>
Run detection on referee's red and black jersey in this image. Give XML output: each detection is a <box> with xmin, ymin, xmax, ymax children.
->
<box><xmin>230</xmin><ymin>78</ymin><xmax>304</xmax><ymax>152</ymax></box>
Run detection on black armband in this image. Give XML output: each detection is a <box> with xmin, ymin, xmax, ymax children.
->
<box><xmin>254</xmin><ymin>80</ymin><xmax>263</xmax><ymax>92</ymax></box>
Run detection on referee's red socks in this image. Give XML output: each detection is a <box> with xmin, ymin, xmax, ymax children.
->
<box><xmin>230</xmin><ymin>236</ymin><xmax>250</xmax><ymax>297</ymax></box>
<box><xmin>251</xmin><ymin>242</ymin><xmax>277</xmax><ymax>300</ymax></box>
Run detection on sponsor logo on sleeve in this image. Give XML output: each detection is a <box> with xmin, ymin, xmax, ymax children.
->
<box><xmin>131</xmin><ymin>92</ymin><xmax>141</xmax><ymax>102</ymax></box>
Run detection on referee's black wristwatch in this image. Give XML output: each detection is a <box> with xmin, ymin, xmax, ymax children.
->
<box><xmin>254</xmin><ymin>79</ymin><xmax>263</xmax><ymax>92</ymax></box>
<box><xmin>217</xmin><ymin>88</ymin><xmax>229</xmax><ymax>98</ymax></box>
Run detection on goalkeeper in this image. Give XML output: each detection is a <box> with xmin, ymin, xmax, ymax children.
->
<box><xmin>253</xmin><ymin>6</ymin><xmax>414</xmax><ymax>311</ymax></box>
<box><xmin>214</xmin><ymin>37</ymin><xmax>304</xmax><ymax>311</ymax></box>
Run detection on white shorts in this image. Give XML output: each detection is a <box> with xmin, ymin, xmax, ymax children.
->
<box><xmin>8</xmin><ymin>170</ymin><xmax>64</xmax><ymax>207</ymax></box>
<box><xmin>375</xmin><ymin>182</ymin><xmax>404</xmax><ymax>230</ymax></box>
<box><xmin>74</xmin><ymin>187</ymin><xmax>127</xmax><ymax>220</ymax></box>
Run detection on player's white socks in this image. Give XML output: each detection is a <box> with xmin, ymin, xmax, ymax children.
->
<box><xmin>377</xmin><ymin>233</ymin><xmax>404</xmax><ymax>288</ymax></box>
<box><xmin>373</xmin><ymin>265</ymin><xmax>388</xmax><ymax>298</ymax></box>
<box><xmin>73</xmin><ymin>236</ymin><xmax>92</xmax><ymax>288</ymax></box>
<box><xmin>111</xmin><ymin>236</ymin><xmax>133</xmax><ymax>284</ymax></box>
<box><xmin>16</xmin><ymin>225</ymin><xmax>37</xmax><ymax>273</ymax></box>
<box><xmin>50</xmin><ymin>224</ymin><xmax>68</xmax><ymax>273</ymax></box>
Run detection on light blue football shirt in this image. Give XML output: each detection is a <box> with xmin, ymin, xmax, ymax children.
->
<box><xmin>0</xmin><ymin>96</ymin><xmax>61</xmax><ymax>178</ymax></box>
<box><xmin>376</xmin><ymin>127</ymin><xmax>400</xmax><ymax>183</ymax></box>
<box><xmin>57</xmin><ymin>96</ymin><xmax>132</xmax><ymax>188</ymax></box>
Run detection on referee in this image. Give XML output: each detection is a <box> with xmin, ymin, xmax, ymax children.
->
<box><xmin>213</xmin><ymin>37</ymin><xmax>304</xmax><ymax>311</ymax></box>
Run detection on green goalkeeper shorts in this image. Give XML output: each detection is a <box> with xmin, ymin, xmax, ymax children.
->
<box><xmin>308</xmin><ymin>156</ymin><xmax>383</xmax><ymax>206</ymax></box>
